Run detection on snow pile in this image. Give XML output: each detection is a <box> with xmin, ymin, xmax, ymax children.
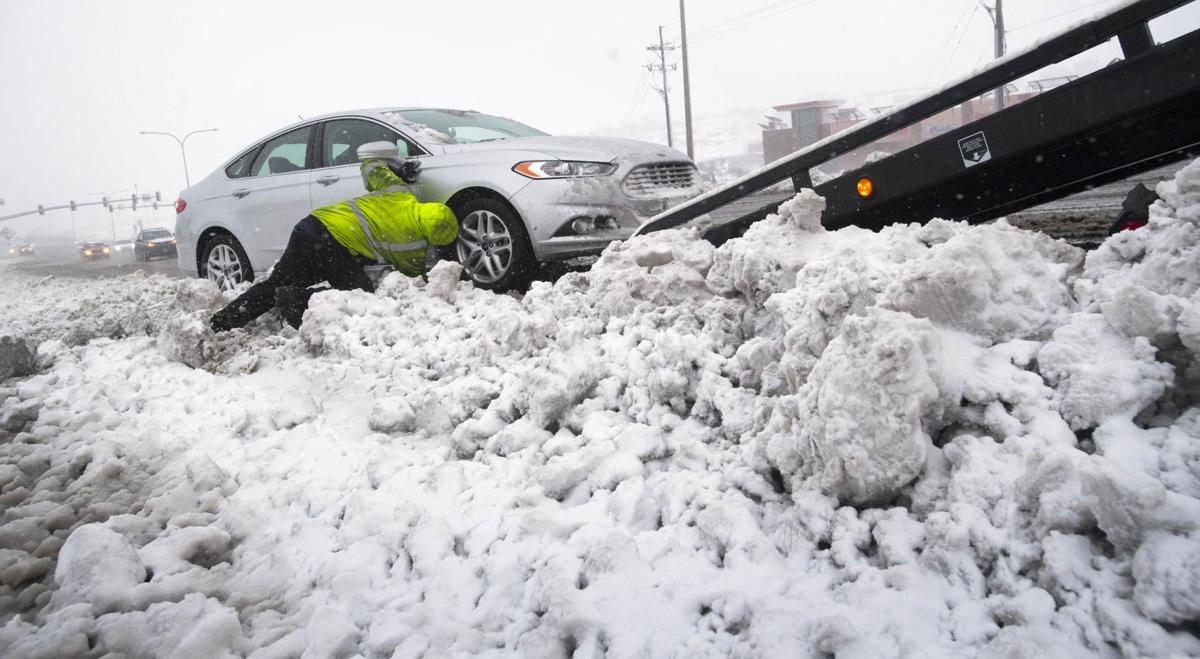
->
<box><xmin>0</xmin><ymin>273</ymin><xmax>225</xmax><ymax>347</ymax></box>
<box><xmin>0</xmin><ymin>337</ymin><xmax>35</xmax><ymax>380</ymax></box>
<box><xmin>1</xmin><ymin>162</ymin><xmax>1199</xmax><ymax>657</ymax></box>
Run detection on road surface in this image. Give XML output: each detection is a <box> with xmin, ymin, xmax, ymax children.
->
<box><xmin>2</xmin><ymin>245</ymin><xmax>183</xmax><ymax>280</ymax></box>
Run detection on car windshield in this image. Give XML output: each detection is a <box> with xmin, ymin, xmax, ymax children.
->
<box><xmin>142</xmin><ymin>230</ymin><xmax>171</xmax><ymax>240</ymax></box>
<box><xmin>382</xmin><ymin>109</ymin><xmax>549</xmax><ymax>145</ymax></box>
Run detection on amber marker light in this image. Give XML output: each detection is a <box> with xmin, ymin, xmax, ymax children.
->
<box><xmin>856</xmin><ymin>177</ymin><xmax>875</xmax><ymax>199</ymax></box>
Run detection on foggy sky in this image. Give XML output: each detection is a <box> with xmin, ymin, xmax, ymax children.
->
<box><xmin>2</xmin><ymin>0</ymin><xmax>1195</xmax><ymax>241</ymax></box>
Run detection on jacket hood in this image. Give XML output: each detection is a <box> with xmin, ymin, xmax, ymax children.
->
<box><xmin>361</xmin><ymin>160</ymin><xmax>405</xmax><ymax>193</ymax></box>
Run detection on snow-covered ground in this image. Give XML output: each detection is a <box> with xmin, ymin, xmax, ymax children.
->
<box><xmin>1</xmin><ymin>161</ymin><xmax>1198</xmax><ymax>658</ymax></box>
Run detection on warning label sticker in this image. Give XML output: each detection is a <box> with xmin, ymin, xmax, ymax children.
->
<box><xmin>958</xmin><ymin>132</ymin><xmax>991</xmax><ymax>167</ymax></box>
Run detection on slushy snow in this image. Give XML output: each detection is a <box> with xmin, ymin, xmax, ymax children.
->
<box><xmin>0</xmin><ymin>161</ymin><xmax>1198</xmax><ymax>657</ymax></box>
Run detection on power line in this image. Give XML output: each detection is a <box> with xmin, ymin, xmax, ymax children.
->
<box><xmin>621</xmin><ymin>70</ymin><xmax>652</xmax><ymax>137</ymax></box>
<box><xmin>923</xmin><ymin>0</ymin><xmax>978</xmax><ymax>89</ymax></box>
<box><xmin>689</xmin><ymin>0</ymin><xmax>741</xmax><ymax>19</ymax></box>
<box><xmin>1008</xmin><ymin>0</ymin><xmax>1113</xmax><ymax>32</ymax></box>
<box><xmin>691</xmin><ymin>0</ymin><xmax>820</xmax><ymax>44</ymax></box>
<box><xmin>935</xmin><ymin>4</ymin><xmax>981</xmax><ymax>85</ymax></box>
<box><xmin>690</xmin><ymin>0</ymin><xmax>798</xmax><ymax>38</ymax></box>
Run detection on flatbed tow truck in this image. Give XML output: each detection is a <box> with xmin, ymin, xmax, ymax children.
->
<box><xmin>635</xmin><ymin>0</ymin><xmax>1200</xmax><ymax>245</ymax></box>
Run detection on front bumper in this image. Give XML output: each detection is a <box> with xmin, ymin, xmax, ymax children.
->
<box><xmin>143</xmin><ymin>246</ymin><xmax>178</xmax><ymax>258</ymax></box>
<box><xmin>509</xmin><ymin>177</ymin><xmax>699</xmax><ymax>262</ymax></box>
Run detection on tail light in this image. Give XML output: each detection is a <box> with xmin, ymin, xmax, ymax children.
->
<box><xmin>1118</xmin><ymin>219</ymin><xmax>1146</xmax><ymax>232</ymax></box>
<box><xmin>175</xmin><ymin>198</ymin><xmax>187</xmax><ymax>214</ymax></box>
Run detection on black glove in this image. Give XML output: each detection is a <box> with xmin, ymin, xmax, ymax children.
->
<box><xmin>389</xmin><ymin>159</ymin><xmax>421</xmax><ymax>184</ymax></box>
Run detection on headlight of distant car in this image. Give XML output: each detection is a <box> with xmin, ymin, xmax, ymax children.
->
<box><xmin>512</xmin><ymin>161</ymin><xmax>618</xmax><ymax>179</ymax></box>
<box><xmin>147</xmin><ymin>242</ymin><xmax>156</xmax><ymax>248</ymax></box>
<box><xmin>84</xmin><ymin>250</ymin><xmax>93</xmax><ymax>256</ymax></box>
<box><xmin>103</xmin><ymin>247</ymin><xmax>110</xmax><ymax>254</ymax></box>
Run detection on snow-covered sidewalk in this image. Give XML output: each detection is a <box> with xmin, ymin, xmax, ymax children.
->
<box><xmin>1</xmin><ymin>162</ymin><xmax>1198</xmax><ymax>658</ymax></box>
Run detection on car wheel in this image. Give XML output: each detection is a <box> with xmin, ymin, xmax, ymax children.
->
<box><xmin>453</xmin><ymin>198</ymin><xmax>536</xmax><ymax>291</ymax></box>
<box><xmin>201</xmin><ymin>234</ymin><xmax>254</xmax><ymax>291</ymax></box>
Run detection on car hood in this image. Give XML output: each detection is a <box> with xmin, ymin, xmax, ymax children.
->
<box><xmin>439</xmin><ymin>136</ymin><xmax>691</xmax><ymax>164</ymax></box>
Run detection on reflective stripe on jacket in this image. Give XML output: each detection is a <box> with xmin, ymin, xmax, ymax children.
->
<box><xmin>310</xmin><ymin>162</ymin><xmax>458</xmax><ymax>277</ymax></box>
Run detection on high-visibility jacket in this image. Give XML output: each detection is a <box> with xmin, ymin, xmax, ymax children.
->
<box><xmin>311</xmin><ymin>162</ymin><xmax>458</xmax><ymax>277</ymax></box>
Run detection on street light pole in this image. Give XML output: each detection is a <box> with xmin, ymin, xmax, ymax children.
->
<box><xmin>139</xmin><ymin>128</ymin><xmax>218</xmax><ymax>188</ymax></box>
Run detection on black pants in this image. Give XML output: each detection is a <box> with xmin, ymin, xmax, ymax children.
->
<box><xmin>210</xmin><ymin>216</ymin><xmax>374</xmax><ymax>331</ymax></box>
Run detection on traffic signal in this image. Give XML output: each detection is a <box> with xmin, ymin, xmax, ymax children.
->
<box><xmin>155</xmin><ymin>191</ymin><xmax>162</xmax><ymax>202</ymax></box>
<box><xmin>70</xmin><ymin>200</ymin><xmax>77</xmax><ymax>211</ymax></box>
<box><xmin>102</xmin><ymin>197</ymin><xmax>109</xmax><ymax>209</ymax></box>
<box><xmin>37</xmin><ymin>205</ymin><xmax>45</xmax><ymax>215</ymax></box>
<box><xmin>131</xmin><ymin>194</ymin><xmax>138</xmax><ymax>211</ymax></box>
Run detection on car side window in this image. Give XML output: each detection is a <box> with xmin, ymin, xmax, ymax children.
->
<box><xmin>250</xmin><ymin>126</ymin><xmax>313</xmax><ymax>177</ymax></box>
<box><xmin>321</xmin><ymin>119</ymin><xmax>421</xmax><ymax>168</ymax></box>
<box><xmin>225</xmin><ymin>149</ymin><xmax>256</xmax><ymax>179</ymax></box>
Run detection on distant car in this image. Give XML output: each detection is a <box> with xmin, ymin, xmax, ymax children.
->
<box><xmin>175</xmin><ymin>107</ymin><xmax>702</xmax><ymax>291</ymax></box>
<box><xmin>80</xmin><ymin>242</ymin><xmax>111</xmax><ymax>260</ymax></box>
<box><xmin>113</xmin><ymin>239</ymin><xmax>134</xmax><ymax>253</ymax></box>
<box><xmin>9</xmin><ymin>243</ymin><xmax>34</xmax><ymax>257</ymax></box>
<box><xmin>135</xmin><ymin>228</ymin><xmax>177</xmax><ymax>261</ymax></box>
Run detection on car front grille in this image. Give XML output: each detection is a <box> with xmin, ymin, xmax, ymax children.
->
<box><xmin>622</xmin><ymin>162</ymin><xmax>696</xmax><ymax>198</ymax></box>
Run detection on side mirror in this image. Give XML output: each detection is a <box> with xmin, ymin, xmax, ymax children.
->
<box><xmin>357</xmin><ymin>141</ymin><xmax>401</xmax><ymax>161</ymax></box>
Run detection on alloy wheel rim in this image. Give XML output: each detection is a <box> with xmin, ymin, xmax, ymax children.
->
<box><xmin>456</xmin><ymin>210</ymin><xmax>513</xmax><ymax>285</ymax></box>
<box><xmin>206</xmin><ymin>244</ymin><xmax>243</xmax><ymax>291</ymax></box>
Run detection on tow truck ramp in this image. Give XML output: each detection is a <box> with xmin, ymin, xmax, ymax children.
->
<box><xmin>636</xmin><ymin>0</ymin><xmax>1200</xmax><ymax>243</ymax></box>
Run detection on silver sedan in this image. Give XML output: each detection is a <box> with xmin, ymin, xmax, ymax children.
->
<box><xmin>175</xmin><ymin>107</ymin><xmax>702</xmax><ymax>291</ymax></box>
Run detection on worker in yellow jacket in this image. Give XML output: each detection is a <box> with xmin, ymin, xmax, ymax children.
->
<box><xmin>210</xmin><ymin>143</ymin><xmax>457</xmax><ymax>331</ymax></box>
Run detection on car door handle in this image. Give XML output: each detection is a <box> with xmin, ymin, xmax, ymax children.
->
<box><xmin>232</xmin><ymin>188</ymin><xmax>251</xmax><ymax>198</ymax></box>
<box><xmin>316</xmin><ymin>175</ymin><xmax>340</xmax><ymax>186</ymax></box>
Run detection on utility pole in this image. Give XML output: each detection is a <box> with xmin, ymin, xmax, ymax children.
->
<box><xmin>646</xmin><ymin>26</ymin><xmax>677</xmax><ymax>147</ymax></box>
<box><xmin>679</xmin><ymin>0</ymin><xmax>695</xmax><ymax>159</ymax></box>
<box><xmin>982</xmin><ymin>0</ymin><xmax>1007</xmax><ymax>111</ymax></box>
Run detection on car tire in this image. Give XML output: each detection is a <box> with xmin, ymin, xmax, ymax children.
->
<box><xmin>452</xmin><ymin>197</ymin><xmax>536</xmax><ymax>292</ymax></box>
<box><xmin>201</xmin><ymin>234</ymin><xmax>255</xmax><ymax>291</ymax></box>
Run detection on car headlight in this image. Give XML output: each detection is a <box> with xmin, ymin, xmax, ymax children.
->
<box><xmin>513</xmin><ymin>161</ymin><xmax>617</xmax><ymax>179</ymax></box>
<box><xmin>147</xmin><ymin>242</ymin><xmax>155</xmax><ymax>248</ymax></box>
<box><xmin>103</xmin><ymin>247</ymin><xmax>110</xmax><ymax>254</ymax></box>
<box><xmin>84</xmin><ymin>250</ymin><xmax>92</xmax><ymax>256</ymax></box>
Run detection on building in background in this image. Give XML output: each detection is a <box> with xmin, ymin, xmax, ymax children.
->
<box><xmin>762</xmin><ymin>77</ymin><xmax>1076</xmax><ymax>174</ymax></box>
